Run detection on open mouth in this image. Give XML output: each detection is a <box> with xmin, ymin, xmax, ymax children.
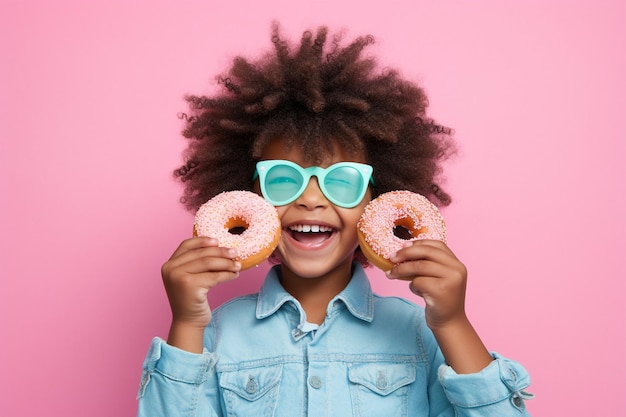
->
<box><xmin>288</xmin><ymin>224</ymin><xmax>335</xmax><ymax>245</ymax></box>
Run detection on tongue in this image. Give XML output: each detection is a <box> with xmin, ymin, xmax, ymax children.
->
<box><xmin>292</xmin><ymin>231</ymin><xmax>331</xmax><ymax>244</ymax></box>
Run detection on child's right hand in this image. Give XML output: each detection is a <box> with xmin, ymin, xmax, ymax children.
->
<box><xmin>161</xmin><ymin>236</ymin><xmax>241</xmax><ymax>352</ymax></box>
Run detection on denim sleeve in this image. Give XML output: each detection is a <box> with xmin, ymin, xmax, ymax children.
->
<box><xmin>136</xmin><ymin>337</ymin><xmax>221</xmax><ymax>417</ymax></box>
<box><xmin>437</xmin><ymin>352</ymin><xmax>533</xmax><ymax>416</ymax></box>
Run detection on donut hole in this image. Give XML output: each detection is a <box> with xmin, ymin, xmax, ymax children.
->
<box><xmin>393</xmin><ymin>217</ymin><xmax>425</xmax><ymax>240</ymax></box>
<box><xmin>393</xmin><ymin>225</ymin><xmax>414</xmax><ymax>240</ymax></box>
<box><xmin>226</xmin><ymin>217</ymin><xmax>249</xmax><ymax>235</ymax></box>
<box><xmin>228</xmin><ymin>226</ymin><xmax>247</xmax><ymax>235</ymax></box>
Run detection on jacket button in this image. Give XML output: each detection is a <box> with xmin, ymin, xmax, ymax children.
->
<box><xmin>245</xmin><ymin>376</ymin><xmax>258</xmax><ymax>394</ymax></box>
<box><xmin>376</xmin><ymin>373</ymin><xmax>389</xmax><ymax>390</ymax></box>
<box><xmin>309</xmin><ymin>376</ymin><xmax>323</xmax><ymax>389</ymax></box>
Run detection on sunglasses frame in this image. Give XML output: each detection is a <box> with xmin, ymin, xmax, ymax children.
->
<box><xmin>254</xmin><ymin>159</ymin><xmax>374</xmax><ymax>208</ymax></box>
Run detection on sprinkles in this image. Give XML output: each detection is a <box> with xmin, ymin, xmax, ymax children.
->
<box><xmin>358</xmin><ymin>190</ymin><xmax>446</xmax><ymax>261</ymax></box>
<box><xmin>194</xmin><ymin>191</ymin><xmax>281</xmax><ymax>268</ymax></box>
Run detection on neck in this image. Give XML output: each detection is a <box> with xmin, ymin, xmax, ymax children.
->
<box><xmin>279</xmin><ymin>262</ymin><xmax>353</xmax><ymax>325</ymax></box>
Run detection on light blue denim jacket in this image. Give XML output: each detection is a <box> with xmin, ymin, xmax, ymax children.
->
<box><xmin>137</xmin><ymin>264</ymin><xmax>532</xmax><ymax>416</ymax></box>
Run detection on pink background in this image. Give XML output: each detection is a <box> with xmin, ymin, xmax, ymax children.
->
<box><xmin>1</xmin><ymin>1</ymin><xmax>624</xmax><ymax>416</ymax></box>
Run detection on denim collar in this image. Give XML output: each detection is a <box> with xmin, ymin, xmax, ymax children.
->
<box><xmin>256</xmin><ymin>263</ymin><xmax>374</xmax><ymax>323</ymax></box>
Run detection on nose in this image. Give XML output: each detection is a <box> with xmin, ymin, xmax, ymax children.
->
<box><xmin>295</xmin><ymin>177</ymin><xmax>328</xmax><ymax>209</ymax></box>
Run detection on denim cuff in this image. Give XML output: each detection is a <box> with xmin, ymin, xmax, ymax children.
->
<box><xmin>437</xmin><ymin>352</ymin><xmax>532</xmax><ymax>410</ymax></box>
<box><xmin>143</xmin><ymin>337</ymin><xmax>217</xmax><ymax>384</ymax></box>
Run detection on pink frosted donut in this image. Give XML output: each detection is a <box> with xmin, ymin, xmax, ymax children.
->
<box><xmin>193</xmin><ymin>191</ymin><xmax>281</xmax><ymax>270</ymax></box>
<box><xmin>357</xmin><ymin>190</ymin><xmax>446</xmax><ymax>271</ymax></box>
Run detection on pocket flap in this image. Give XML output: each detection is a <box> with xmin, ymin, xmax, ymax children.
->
<box><xmin>348</xmin><ymin>363</ymin><xmax>416</xmax><ymax>396</ymax></box>
<box><xmin>219</xmin><ymin>365</ymin><xmax>283</xmax><ymax>401</ymax></box>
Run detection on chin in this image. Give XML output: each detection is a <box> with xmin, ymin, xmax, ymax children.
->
<box><xmin>280</xmin><ymin>256</ymin><xmax>354</xmax><ymax>280</ymax></box>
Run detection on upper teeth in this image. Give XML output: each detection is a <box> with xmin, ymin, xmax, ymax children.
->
<box><xmin>289</xmin><ymin>224</ymin><xmax>333</xmax><ymax>233</ymax></box>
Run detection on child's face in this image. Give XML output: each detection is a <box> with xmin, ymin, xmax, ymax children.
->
<box><xmin>255</xmin><ymin>137</ymin><xmax>372</xmax><ymax>280</ymax></box>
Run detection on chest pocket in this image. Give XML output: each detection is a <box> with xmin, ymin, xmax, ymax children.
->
<box><xmin>348</xmin><ymin>362</ymin><xmax>416</xmax><ymax>417</ymax></box>
<box><xmin>219</xmin><ymin>364</ymin><xmax>283</xmax><ymax>417</ymax></box>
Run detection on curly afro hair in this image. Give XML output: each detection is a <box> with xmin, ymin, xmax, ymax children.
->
<box><xmin>174</xmin><ymin>23</ymin><xmax>456</xmax><ymax>212</ymax></box>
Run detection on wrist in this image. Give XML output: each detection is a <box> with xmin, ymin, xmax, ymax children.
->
<box><xmin>427</xmin><ymin>311</ymin><xmax>469</xmax><ymax>333</ymax></box>
<box><xmin>430</xmin><ymin>315</ymin><xmax>493</xmax><ymax>374</ymax></box>
<box><xmin>167</xmin><ymin>320</ymin><xmax>206</xmax><ymax>354</ymax></box>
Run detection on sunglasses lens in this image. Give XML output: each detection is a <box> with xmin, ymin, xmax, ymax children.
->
<box><xmin>324</xmin><ymin>166</ymin><xmax>365</xmax><ymax>207</ymax></box>
<box><xmin>265</xmin><ymin>164</ymin><xmax>304</xmax><ymax>203</ymax></box>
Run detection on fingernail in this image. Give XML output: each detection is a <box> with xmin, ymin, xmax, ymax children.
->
<box><xmin>227</xmin><ymin>249</ymin><xmax>237</xmax><ymax>258</ymax></box>
<box><xmin>234</xmin><ymin>261</ymin><xmax>242</xmax><ymax>270</ymax></box>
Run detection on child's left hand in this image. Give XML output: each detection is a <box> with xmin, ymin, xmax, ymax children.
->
<box><xmin>386</xmin><ymin>240</ymin><xmax>494</xmax><ymax>373</ymax></box>
<box><xmin>385</xmin><ymin>240</ymin><xmax>468</xmax><ymax>330</ymax></box>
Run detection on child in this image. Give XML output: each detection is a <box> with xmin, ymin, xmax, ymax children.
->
<box><xmin>137</xmin><ymin>24</ymin><xmax>532</xmax><ymax>416</ymax></box>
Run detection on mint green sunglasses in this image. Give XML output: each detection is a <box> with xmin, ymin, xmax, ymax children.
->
<box><xmin>254</xmin><ymin>160</ymin><xmax>374</xmax><ymax>208</ymax></box>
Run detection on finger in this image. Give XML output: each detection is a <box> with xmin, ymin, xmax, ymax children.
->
<box><xmin>163</xmin><ymin>261</ymin><xmax>242</xmax><ymax>297</ymax></box>
<box><xmin>169</xmin><ymin>236</ymin><xmax>220</xmax><ymax>260</ymax></box>
<box><xmin>388</xmin><ymin>240</ymin><xmax>461</xmax><ymax>277</ymax></box>
<box><xmin>182</xmin><ymin>269</ymin><xmax>242</xmax><ymax>290</ymax></box>
<box><xmin>408</xmin><ymin>275</ymin><xmax>468</xmax><ymax>323</ymax></box>
<box><xmin>388</xmin><ymin>240</ymin><xmax>455</xmax><ymax>266</ymax></box>
<box><xmin>386</xmin><ymin>259</ymin><xmax>448</xmax><ymax>281</ymax></box>
<box><xmin>162</xmin><ymin>249</ymin><xmax>241</xmax><ymax>283</ymax></box>
<box><xmin>168</xmin><ymin>245</ymin><xmax>238</xmax><ymax>269</ymax></box>
<box><xmin>179</xmin><ymin>255</ymin><xmax>242</xmax><ymax>276</ymax></box>
<box><xmin>407</xmin><ymin>278</ymin><xmax>455</xmax><ymax>310</ymax></box>
<box><xmin>165</xmin><ymin>254</ymin><xmax>241</xmax><ymax>280</ymax></box>
<box><xmin>409</xmin><ymin>276</ymin><xmax>438</xmax><ymax>299</ymax></box>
